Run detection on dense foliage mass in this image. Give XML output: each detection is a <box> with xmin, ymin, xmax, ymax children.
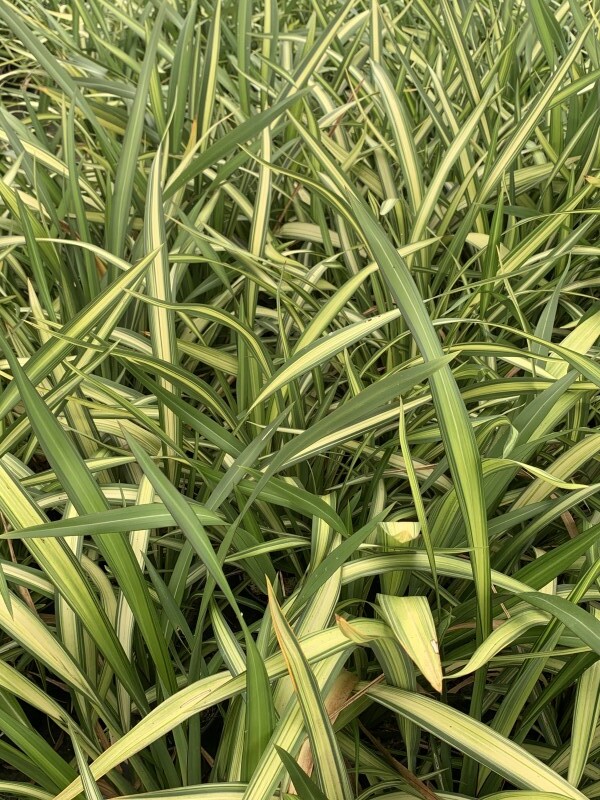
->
<box><xmin>0</xmin><ymin>1</ymin><xmax>599</xmax><ymax>798</ymax></box>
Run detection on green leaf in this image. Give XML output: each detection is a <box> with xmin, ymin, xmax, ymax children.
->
<box><xmin>267</xmin><ymin>581</ymin><xmax>353</xmax><ymax>800</ymax></box>
<box><xmin>377</xmin><ymin>595</ymin><xmax>443</xmax><ymax>692</ymax></box>
<box><xmin>275</xmin><ymin>746</ymin><xmax>329</xmax><ymax>800</ymax></box>
<box><xmin>517</xmin><ymin>592</ymin><xmax>600</xmax><ymax>655</ymax></box>
<box><xmin>367</xmin><ymin>685</ymin><xmax>586</xmax><ymax>799</ymax></box>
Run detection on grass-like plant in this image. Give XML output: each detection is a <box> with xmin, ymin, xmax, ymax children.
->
<box><xmin>0</xmin><ymin>1</ymin><xmax>599</xmax><ymax>798</ymax></box>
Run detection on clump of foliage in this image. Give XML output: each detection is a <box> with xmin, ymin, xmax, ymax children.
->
<box><xmin>0</xmin><ymin>1</ymin><xmax>599</xmax><ymax>799</ymax></box>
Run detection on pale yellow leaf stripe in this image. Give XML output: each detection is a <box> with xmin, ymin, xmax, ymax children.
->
<box><xmin>514</xmin><ymin>433</ymin><xmax>600</xmax><ymax>509</ymax></box>
<box><xmin>545</xmin><ymin>308</ymin><xmax>600</xmax><ymax>379</ymax></box>
<box><xmin>0</xmin><ymin>591</ymin><xmax>94</xmax><ymax>701</ymax></box>
<box><xmin>366</xmin><ymin>685</ymin><xmax>587</xmax><ymax>799</ymax></box>
<box><xmin>294</xmin><ymin>238</ymin><xmax>438</xmax><ymax>352</ymax></box>
<box><xmin>144</xmin><ymin>147</ymin><xmax>180</xmax><ymax>461</ymax></box>
<box><xmin>267</xmin><ymin>582</ymin><xmax>353</xmax><ymax>800</ymax></box>
<box><xmin>250</xmin><ymin>309</ymin><xmax>400</xmax><ymax>408</ymax></box>
<box><xmin>478</xmin><ymin>25</ymin><xmax>592</xmax><ymax>203</ymax></box>
<box><xmin>0</xmin><ymin>247</ymin><xmax>157</xmax><ymax>419</ymax></box>
<box><xmin>377</xmin><ymin>595</ymin><xmax>443</xmax><ymax>692</ymax></box>
<box><xmin>371</xmin><ymin>60</ymin><xmax>423</xmax><ymax>214</ymax></box>
<box><xmin>51</xmin><ymin>620</ymin><xmax>389</xmax><ymax>800</ymax></box>
<box><xmin>410</xmin><ymin>83</ymin><xmax>495</xmax><ymax>246</ymax></box>
<box><xmin>447</xmin><ymin>611</ymin><xmax>550</xmax><ymax>679</ymax></box>
<box><xmin>568</xmin><ymin>608</ymin><xmax>600</xmax><ymax>786</ymax></box>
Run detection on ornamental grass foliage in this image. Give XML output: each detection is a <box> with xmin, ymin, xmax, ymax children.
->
<box><xmin>0</xmin><ymin>0</ymin><xmax>599</xmax><ymax>799</ymax></box>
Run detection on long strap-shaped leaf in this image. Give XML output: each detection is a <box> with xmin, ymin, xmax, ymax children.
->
<box><xmin>0</xmin><ymin>248</ymin><xmax>155</xmax><ymax>419</ymax></box>
<box><xmin>164</xmin><ymin>91</ymin><xmax>310</xmax><ymax>198</ymax></box>
<box><xmin>249</xmin><ymin>309</ymin><xmax>400</xmax><ymax>409</ymax></box>
<box><xmin>276</xmin><ymin>746</ymin><xmax>329</xmax><ymax>800</ymax></box>
<box><xmin>246</xmin><ymin>356</ymin><xmax>452</xmax><ymax>491</ymax></box>
<box><xmin>291</xmin><ymin>120</ymin><xmax>490</xmax><ymax>641</ymax></box>
<box><xmin>446</xmin><ymin>611</ymin><xmax>551</xmax><ymax>680</ymax></box>
<box><xmin>518</xmin><ymin>592</ymin><xmax>600</xmax><ymax>655</ymax></box>
<box><xmin>106</xmin><ymin>3</ymin><xmax>166</xmax><ymax>257</ymax></box>
<box><xmin>144</xmin><ymin>145</ymin><xmax>181</xmax><ymax>466</ymax></box>
<box><xmin>377</xmin><ymin>595</ymin><xmax>443</xmax><ymax>692</ymax></box>
<box><xmin>70</xmin><ymin>726</ymin><xmax>103</xmax><ymax>800</ymax></box>
<box><xmin>1</xmin><ymin>503</ymin><xmax>223</xmax><ymax>539</ymax></box>
<box><xmin>366</xmin><ymin>685</ymin><xmax>586</xmax><ymax>799</ymax></box>
<box><xmin>267</xmin><ymin>582</ymin><xmax>353</xmax><ymax>800</ymax></box>
<box><xmin>568</xmin><ymin>614</ymin><xmax>600</xmax><ymax>786</ymax></box>
<box><xmin>0</xmin><ymin>340</ymin><xmax>175</xmax><ymax>709</ymax></box>
<box><xmin>52</xmin><ymin>620</ymin><xmax>388</xmax><ymax>800</ymax></box>
<box><xmin>349</xmin><ymin>198</ymin><xmax>490</xmax><ymax>637</ymax></box>
<box><xmin>124</xmin><ymin>433</ymin><xmax>244</xmax><ymax>623</ymax></box>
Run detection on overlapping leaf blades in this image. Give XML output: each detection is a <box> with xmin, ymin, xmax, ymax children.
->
<box><xmin>0</xmin><ymin>0</ymin><xmax>599</xmax><ymax>799</ymax></box>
